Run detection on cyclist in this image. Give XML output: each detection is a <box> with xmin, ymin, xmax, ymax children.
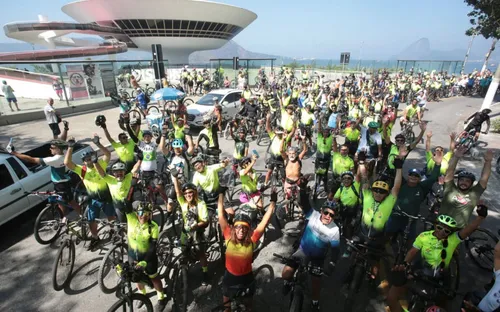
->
<box><xmin>281</xmin><ymin>104</ymin><xmax>297</xmax><ymax>135</ymax></box>
<box><xmin>196</xmin><ymin>117</ymin><xmax>220</xmax><ymax>158</ymax></box>
<box><xmin>135</xmin><ymin>88</ymin><xmax>148</xmax><ymax>117</ymax></box>
<box><xmin>315</xmin><ymin>119</ymin><xmax>334</xmax><ymax>190</ymax></box>
<box><xmin>238</xmin><ymin>154</ymin><xmax>263</xmax><ymax>211</ymax></box>
<box><xmin>330</xmin><ymin>136</ymin><xmax>355</xmax><ymax>193</ymax></box>
<box><xmin>191</xmin><ymin>155</ymin><xmax>230</xmax><ymax>208</ymax></box>
<box><xmin>98</xmin><ymin>116</ymin><xmax>137</xmax><ymax>173</ymax></box>
<box><xmin>213</xmin><ymin>103</ymin><xmax>223</xmax><ymax>134</ymax></box>
<box><xmin>385</xmin><ymin>123</ymin><xmax>426</xmax><ymax>173</ymax></box>
<box><xmin>218</xmin><ymin>190</ymin><xmax>277</xmax><ymax>312</ymax></box>
<box><xmin>124</xmin><ymin>201</ymin><xmax>167</xmax><ymax>312</ymax></box>
<box><xmin>332</xmin><ymin>171</ymin><xmax>361</xmax><ymax>239</ymax></box>
<box><xmin>238</xmin><ymin>96</ymin><xmax>261</xmax><ymax>138</ymax></box>
<box><xmin>64</xmin><ymin>136</ymin><xmax>116</xmax><ymax>250</ymax></box>
<box><xmin>281</xmin><ymin>201</ymin><xmax>340</xmax><ymax>311</ymax></box>
<box><xmin>242</xmin><ymin>84</ymin><xmax>252</xmax><ymax>101</ymax></box>
<box><xmin>230</xmin><ymin>127</ymin><xmax>249</xmax><ymax>161</ymax></box>
<box><xmin>425</xmin><ymin>131</ymin><xmax>456</xmax><ymax>176</ymax></box>
<box><xmin>94</xmin><ymin>160</ymin><xmax>141</xmax><ymax>223</ymax></box>
<box><xmin>462</xmin><ymin>108</ymin><xmax>491</xmax><ymax>143</ymax></box>
<box><xmin>170</xmin><ymin>174</ymin><xmax>210</xmax><ymax>285</ymax></box>
<box><xmin>385</xmin><ymin>151</ymin><xmax>443</xmax><ymax>242</ymax></box>
<box><xmin>299</xmin><ymin>104</ymin><xmax>315</xmax><ymax>147</ymax></box>
<box><xmin>355</xmin><ymin>121</ymin><xmax>383</xmax><ymax>176</ymax></box>
<box><xmin>400</xmin><ymin>98</ymin><xmax>422</xmax><ymax>127</ymax></box>
<box><xmin>283</xmin><ymin>143</ymin><xmax>308</xmax><ymax>200</ymax></box>
<box><xmin>8</xmin><ymin>135</ymin><xmax>80</xmax><ymax>218</ymax></box>
<box><xmin>343</xmin><ymin>118</ymin><xmax>361</xmax><ymax>157</ymax></box>
<box><xmin>264</xmin><ymin>113</ymin><xmax>291</xmax><ymax>186</ymax></box>
<box><xmin>387</xmin><ymin>207</ymin><xmax>488</xmax><ymax>312</ymax></box>
<box><xmin>439</xmin><ymin>146</ymin><xmax>492</xmax><ymax>228</ymax></box>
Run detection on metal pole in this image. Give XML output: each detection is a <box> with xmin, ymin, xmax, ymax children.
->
<box><xmin>57</xmin><ymin>63</ymin><xmax>70</xmax><ymax>107</ymax></box>
<box><xmin>462</xmin><ymin>33</ymin><xmax>476</xmax><ymax>74</ymax></box>
<box><xmin>480</xmin><ymin>65</ymin><xmax>500</xmax><ymax>110</ymax></box>
<box><xmin>481</xmin><ymin>38</ymin><xmax>497</xmax><ymax>74</ymax></box>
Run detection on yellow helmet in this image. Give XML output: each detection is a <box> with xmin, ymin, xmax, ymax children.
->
<box><xmin>371</xmin><ymin>181</ymin><xmax>390</xmax><ymax>192</ymax></box>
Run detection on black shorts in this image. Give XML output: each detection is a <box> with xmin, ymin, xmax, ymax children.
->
<box><xmin>289</xmin><ymin>247</ymin><xmax>325</xmax><ymax>273</ymax></box>
<box><xmin>222</xmin><ymin>270</ymin><xmax>255</xmax><ymax>298</ymax></box>
<box><xmin>54</xmin><ymin>181</ymin><xmax>74</xmax><ymax>202</ymax></box>
<box><xmin>188</xmin><ymin>80</ymin><xmax>194</xmax><ymax>86</ymax></box>
<box><xmin>128</xmin><ymin>249</ymin><xmax>159</xmax><ymax>278</ymax></box>
<box><xmin>266</xmin><ymin>154</ymin><xmax>284</xmax><ymax>170</ymax></box>
<box><xmin>465</xmin><ymin>124</ymin><xmax>481</xmax><ymax>133</ymax></box>
<box><xmin>49</xmin><ymin>123</ymin><xmax>61</xmax><ymax>136</ymax></box>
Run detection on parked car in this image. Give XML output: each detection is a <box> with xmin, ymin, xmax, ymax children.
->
<box><xmin>187</xmin><ymin>89</ymin><xmax>242</xmax><ymax>127</ymax></box>
<box><xmin>0</xmin><ymin>142</ymin><xmax>92</xmax><ymax>227</ymax></box>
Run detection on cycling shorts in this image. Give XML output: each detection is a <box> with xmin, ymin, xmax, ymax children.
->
<box><xmin>128</xmin><ymin>249</ymin><xmax>159</xmax><ymax>278</ymax></box>
<box><xmin>222</xmin><ymin>270</ymin><xmax>255</xmax><ymax>298</ymax></box>
<box><xmin>465</xmin><ymin>123</ymin><xmax>481</xmax><ymax>133</ymax></box>
<box><xmin>87</xmin><ymin>199</ymin><xmax>115</xmax><ymax>221</ymax></box>
<box><xmin>54</xmin><ymin>181</ymin><xmax>74</xmax><ymax>202</ymax></box>
<box><xmin>289</xmin><ymin>248</ymin><xmax>324</xmax><ymax>277</ymax></box>
<box><xmin>266</xmin><ymin>154</ymin><xmax>284</xmax><ymax>171</ymax></box>
<box><xmin>138</xmin><ymin>102</ymin><xmax>147</xmax><ymax>110</ymax></box>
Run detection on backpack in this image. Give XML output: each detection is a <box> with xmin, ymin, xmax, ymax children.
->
<box><xmin>144</xmin><ymin>93</ymin><xmax>151</xmax><ymax>104</ymax></box>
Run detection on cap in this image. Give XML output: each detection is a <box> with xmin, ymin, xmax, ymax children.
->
<box><xmin>408</xmin><ymin>169</ymin><xmax>422</xmax><ymax>178</ymax></box>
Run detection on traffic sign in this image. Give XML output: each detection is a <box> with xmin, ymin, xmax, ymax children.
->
<box><xmin>340</xmin><ymin>52</ymin><xmax>350</xmax><ymax>64</ymax></box>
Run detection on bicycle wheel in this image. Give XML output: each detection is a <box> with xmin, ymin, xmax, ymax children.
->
<box><xmin>52</xmin><ymin>239</ymin><xmax>75</xmax><ymax>291</ymax></box>
<box><xmin>312</xmin><ymin>173</ymin><xmax>321</xmax><ymax>202</ymax></box>
<box><xmin>34</xmin><ymin>204</ymin><xmax>64</xmax><ymax>245</ymax></box>
<box><xmin>98</xmin><ymin>243</ymin><xmax>128</xmax><ymax>294</ymax></box>
<box><xmin>152</xmin><ymin>205</ymin><xmax>165</xmax><ymax>233</ymax></box>
<box><xmin>405</xmin><ymin>130</ymin><xmax>415</xmax><ymax>145</ymax></box>
<box><xmin>183</xmin><ymin>98</ymin><xmax>194</xmax><ymax>106</ymax></box>
<box><xmin>344</xmin><ymin>265</ymin><xmax>363</xmax><ymax>311</ymax></box>
<box><xmin>289</xmin><ymin>290</ymin><xmax>303</xmax><ymax>312</ymax></box>
<box><xmin>107</xmin><ymin>293</ymin><xmax>153</xmax><ymax>312</ymax></box>
<box><xmin>210</xmin><ymin>81</ymin><xmax>218</xmax><ymax>91</ymax></box>
<box><xmin>129</xmin><ymin>108</ymin><xmax>142</xmax><ymax>120</ymax></box>
<box><xmin>253</xmin><ymin>83</ymin><xmax>261</xmax><ymax>92</ymax></box>
<box><xmin>131</xmin><ymin>89</ymin><xmax>137</xmax><ymax>98</ymax></box>
<box><xmin>223</xmin><ymin>122</ymin><xmax>233</xmax><ymax>140</ymax></box>
<box><xmin>146</xmin><ymin>87</ymin><xmax>155</xmax><ymax>96</ymax></box>
<box><xmin>173</xmin><ymin>264</ymin><xmax>188</xmax><ymax>312</ymax></box>
<box><xmin>466</xmin><ymin>228</ymin><xmax>498</xmax><ymax>271</ymax></box>
<box><xmin>147</xmin><ymin>105</ymin><xmax>160</xmax><ymax>115</ymax></box>
<box><xmin>496</xmin><ymin>156</ymin><xmax>500</xmax><ymax>174</ymax></box>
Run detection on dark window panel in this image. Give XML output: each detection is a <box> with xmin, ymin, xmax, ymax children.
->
<box><xmin>173</xmin><ymin>20</ymin><xmax>181</xmax><ymax>29</ymax></box>
<box><xmin>147</xmin><ymin>19</ymin><xmax>157</xmax><ymax>29</ymax></box>
<box><xmin>195</xmin><ymin>22</ymin><xmax>204</xmax><ymax>30</ymax></box>
<box><xmin>122</xmin><ymin>20</ymin><xmax>134</xmax><ymax>29</ymax></box>
<box><xmin>201</xmin><ymin>22</ymin><xmax>211</xmax><ymax>31</ymax></box>
<box><xmin>214</xmin><ymin>23</ymin><xmax>225</xmax><ymax>32</ymax></box>
<box><xmin>130</xmin><ymin>20</ymin><xmax>141</xmax><ymax>29</ymax></box>
<box><xmin>156</xmin><ymin>19</ymin><xmax>164</xmax><ymax>29</ymax></box>
<box><xmin>138</xmin><ymin>19</ymin><xmax>148</xmax><ymax>29</ymax></box>
<box><xmin>209</xmin><ymin>23</ymin><xmax>218</xmax><ymax>31</ymax></box>
<box><xmin>188</xmin><ymin>21</ymin><xmax>197</xmax><ymax>30</ymax></box>
<box><xmin>165</xmin><ymin>20</ymin><xmax>173</xmax><ymax>30</ymax></box>
<box><xmin>180</xmin><ymin>21</ymin><xmax>188</xmax><ymax>30</ymax></box>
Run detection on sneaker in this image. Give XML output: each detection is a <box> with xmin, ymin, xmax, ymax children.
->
<box><xmin>282</xmin><ymin>281</ymin><xmax>292</xmax><ymax>296</ymax></box>
<box><xmin>87</xmin><ymin>237</ymin><xmax>100</xmax><ymax>251</ymax></box>
<box><xmin>154</xmin><ymin>298</ymin><xmax>167</xmax><ymax>312</ymax></box>
<box><xmin>311</xmin><ymin>301</ymin><xmax>320</xmax><ymax>311</ymax></box>
<box><xmin>201</xmin><ymin>271</ymin><xmax>210</xmax><ymax>286</ymax></box>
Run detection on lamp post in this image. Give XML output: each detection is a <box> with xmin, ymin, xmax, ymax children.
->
<box><xmin>462</xmin><ymin>33</ymin><xmax>476</xmax><ymax>74</ymax></box>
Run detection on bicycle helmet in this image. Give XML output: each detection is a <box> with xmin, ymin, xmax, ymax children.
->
<box><xmin>321</xmin><ymin>200</ymin><xmax>337</xmax><ymax>212</ymax></box>
<box><xmin>371</xmin><ymin>180</ymin><xmax>390</xmax><ymax>192</ymax></box>
<box><xmin>111</xmin><ymin>162</ymin><xmax>126</xmax><ymax>171</ymax></box>
<box><xmin>482</xmin><ymin>108</ymin><xmax>492</xmax><ymax>114</ymax></box>
<box><xmin>233</xmin><ymin>213</ymin><xmax>251</xmax><ymax>227</ymax></box>
<box><xmin>95</xmin><ymin>115</ymin><xmax>106</xmax><ymax>127</ymax></box>
<box><xmin>181</xmin><ymin>182</ymin><xmax>197</xmax><ymax>193</ymax></box>
<box><xmin>239</xmin><ymin>157</ymin><xmax>252</xmax><ymax>167</ymax></box>
<box><xmin>436</xmin><ymin>215</ymin><xmax>457</xmax><ymax>229</ymax></box>
<box><xmin>81</xmin><ymin>151</ymin><xmax>92</xmax><ymax>161</ymax></box>
<box><xmin>457</xmin><ymin>170</ymin><xmax>476</xmax><ymax>182</ymax></box>
<box><xmin>49</xmin><ymin>139</ymin><xmax>67</xmax><ymax>149</ymax></box>
<box><xmin>134</xmin><ymin>201</ymin><xmax>152</xmax><ymax>214</ymax></box>
<box><xmin>340</xmin><ymin>171</ymin><xmax>354</xmax><ymax>179</ymax></box>
<box><xmin>395</xmin><ymin>133</ymin><xmax>405</xmax><ymax>140</ymax></box>
<box><xmin>190</xmin><ymin>156</ymin><xmax>204</xmax><ymax>166</ymax></box>
<box><xmin>172</xmin><ymin>138</ymin><xmax>184</xmax><ymax>149</ymax></box>
<box><xmin>237</xmin><ymin>127</ymin><xmax>247</xmax><ymax>134</ymax></box>
<box><xmin>142</xmin><ymin>130</ymin><xmax>153</xmax><ymax>137</ymax></box>
<box><xmin>368</xmin><ymin>121</ymin><xmax>379</xmax><ymax>129</ymax></box>
<box><xmin>408</xmin><ymin>168</ymin><xmax>422</xmax><ymax>178</ymax></box>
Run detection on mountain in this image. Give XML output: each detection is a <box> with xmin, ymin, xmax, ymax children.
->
<box><xmin>189</xmin><ymin>40</ymin><xmax>282</xmax><ymax>63</ymax></box>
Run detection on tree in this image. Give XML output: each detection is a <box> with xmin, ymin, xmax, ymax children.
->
<box><xmin>32</xmin><ymin>65</ymin><xmax>51</xmax><ymax>74</ymax></box>
<box><xmin>465</xmin><ymin>0</ymin><xmax>500</xmax><ymax>39</ymax></box>
<box><xmin>286</xmin><ymin>60</ymin><xmax>300</xmax><ymax>70</ymax></box>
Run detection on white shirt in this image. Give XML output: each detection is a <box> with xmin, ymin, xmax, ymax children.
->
<box><xmin>44</xmin><ymin>104</ymin><xmax>58</xmax><ymax>124</ymax></box>
<box><xmin>357</xmin><ymin>126</ymin><xmax>382</xmax><ymax>153</ymax></box>
<box><xmin>170</xmin><ymin>155</ymin><xmax>189</xmax><ymax>180</ymax></box>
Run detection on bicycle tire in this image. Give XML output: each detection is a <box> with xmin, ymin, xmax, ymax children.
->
<box><xmin>52</xmin><ymin>239</ymin><xmax>75</xmax><ymax>291</ymax></box>
<box><xmin>496</xmin><ymin>156</ymin><xmax>500</xmax><ymax>174</ymax></box>
<box><xmin>107</xmin><ymin>293</ymin><xmax>153</xmax><ymax>312</ymax></box>
<box><xmin>183</xmin><ymin>98</ymin><xmax>194</xmax><ymax>106</ymax></box>
<box><xmin>312</xmin><ymin>174</ymin><xmax>321</xmax><ymax>202</ymax></box>
<box><xmin>173</xmin><ymin>264</ymin><xmax>188</xmax><ymax>312</ymax></box>
<box><xmin>289</xmin><ymin>290</ymin><xmax>303</xmax><ymax>312</ymax></box>
<box><xmin>253</xmin><ymin>83</ymin><xmax>260</xmax><ymax>93</ymax></box>
<box><xmin>344</xmin><ymin>265</ymin><xmax>363</xmax><ymax>311</ymax></box>
<box><xmin>147</xmin><ymin>105</ymin><xmax>160</xmax><ymax>115</ymax></box>
<box><xmin>465</xmin><ymin>228</ymin><xmax>498</xmax><ymax>271</ymax></box>
<box><xmin>129</xmin><ymin>109</ymin><xmax>142</xmax><ymax>120</ymax></box>
<box><xmin>131</xmin><ymin>90</ymin><xmax>137</xmax><ymax>98</ymax></box>
<box><xmin>146</xmin><ymin>87</ymin><xmax>155</xmax><ymax>96</ymax></box>
<box><xmin>34</xmin><ymin>203</ymin><xmax>64</xmax><ymax>245</ymax></box>
<box><xmin>152</xmin><ymin>205</ymin><xmax>165</xmax><ymax>233</ymax></box>
<box><xmin>223</xmin><ymin>122</ymin><xmax>233</xmax><ymax>140</ymax></box>
<box><xmin>98</xmin><ymin>243</ymin><xmax>128</xmax><ymax>294</ymax></box>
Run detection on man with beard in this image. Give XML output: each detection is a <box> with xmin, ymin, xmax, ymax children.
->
<box><xmin>439</xmin><ymin>145</ymin><xmax>492</xmax><ymax>228</ymax></box>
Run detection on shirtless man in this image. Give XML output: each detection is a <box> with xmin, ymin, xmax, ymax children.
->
<box><xmin>282</xmin><ymin>142</ymin><xmax>308</xmax><ymax>200</ymax></box>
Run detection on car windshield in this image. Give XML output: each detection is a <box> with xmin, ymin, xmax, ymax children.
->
<box><xmin>196</xmin><ymin>94</ymin><xmax>223</xmax><ymax>106</ymax></box>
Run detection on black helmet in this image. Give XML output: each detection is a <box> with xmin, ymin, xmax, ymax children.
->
<box><xmin>181</xmin><ymin>182</ymin><xmax>197</xmax><ymax>192</ymax></box>
<box><xmin>482</xmin><ymin>108</ymin><xmax>492</xmax><ymax>114</ymax></box>
<box><xmin>190</xmin><ymin>156</ymin><xmax>204</xmax><ymax>166</ymax></box>
<box><xmin>49</xmin><ymin>139</ymin><xmax>67</xmax><ymax>149</ymax></box>
<box><xmin>239</xmin><ymin>157</ymin><xmax>252</xmax><ymax>167</ymax></box>
<box><xmin>233</xmin><ymin>212</ymin><xmax>251</xmax><ymax>227</ymax></box>
<box><xmin>457</xmin><ymin>170</ymin><xmax>476</xmax><ymax>182</ymax></box>
<box><xmin>142</xmin><ymin>130</ymin><xmax>153</xmax><ymax>137</ymax></box>
<box><xmin>395</xmin><ymin>133</ymin><xmax>405</xmax><ymax>140</ymax></box>
<box><xmin>237</xmin><ymin>127</ymin><xmax>246</xmax><ymax>134</ymax></box>
<box><xmin>95</xmin><ymin>115</ymin><xmax>106</xmax><ymax>127</ymax></box>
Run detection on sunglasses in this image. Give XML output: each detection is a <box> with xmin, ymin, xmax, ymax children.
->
<box><xmin>184</xmin><ymin>191</ymin><xmax>194</xmax><ymax>196</ymax></box>
<box><xmin>395</xmin><ymin>139</ymin><xmax>405</xmax><ymax>142</ymax></box>
<box><xmin>435</xmin><ymin>149</ymin><xmax>443</xmax><ymax>153</ymax></box>
<box><xmin>137</xmin><ymin>210</ymin><xmax>150</xmax><ymax>217</ymax></box>
<box><xmin>322</xmin><ymin>210</ymin><xmax>335</xmax><ymax>218</ymax></box>
<box><xmin>342</xmin><ymin>176</ymin><xmax>353</xmax><ymax>180</ymax></box>
<box><xmin>373</xmin><ymin>188</ymin><xmax>388</xmax><ymax>194</ymax></box>
<box><xmin>340</xmin><ymin>149</ymin><xmax>349</xmax><ymax>152</ymax></box>
<box><xmin>435</xmin><ymin>224</ymin><xmax>452</xmax><ymax>235</ymax></box>
<box><xmin>235</xmin><ymin>224</ymin><xmax>249</xmax><ymax>231</ymax></box>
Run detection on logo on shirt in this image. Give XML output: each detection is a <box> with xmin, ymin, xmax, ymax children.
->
<box><xmin>452</xmin><ymin>194</ymin><xmax>470</xmax><ymax>205</ymax></box>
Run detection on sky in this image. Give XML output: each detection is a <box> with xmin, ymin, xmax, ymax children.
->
<box><xmin>0</xmin><ymin>0</ymin><xmax>498</xmax><ymax>61</ymax></box>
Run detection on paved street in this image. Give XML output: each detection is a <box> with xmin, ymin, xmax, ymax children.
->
<box><xmin>1</xmin><ymin>95</ymin><xmax>500</xmax><ymax>312</ymax></box>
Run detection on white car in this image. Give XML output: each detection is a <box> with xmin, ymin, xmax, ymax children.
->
<box><xmin>187</xmin><ymin>89</ymin><xmax>242</xmax><ymax>127</ymax></box>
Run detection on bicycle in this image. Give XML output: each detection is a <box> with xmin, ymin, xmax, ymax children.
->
<box><xmin>131</xmin><ymin>84</ymin><xmax>156</xmax><ymax>98</ymax></box>
<box><xmin>134</xmin><ymin>173</ymin><xmax>166</xmax><ymax>232</ymax></box>
<box><xmin>275</xmin><ymin>184</ymin><xmax>303</xmax><ymax>236</ymax></box>
<box><xmin>401</xmin><ymin>118</ymin><xmax>419</xmax><ymax>144</ymax></box>
<box><xmin>405</xmin><ymin>269</ymin><xmax>457</xmax><ymax>312</ymax></box>
<box><xmin>465</xmin><ymin>228</ymin><xmax>498</xmax><ymax>272</ymax></box>
<box><xmin>126</xmin><ymin>99</ymin><xmax>161</xmax><ymax>120</ymax></box>
<box><xmin>455</xmin><ymin>128</ymin><xmax>477</xmax><ymax>154</ymax></box>
<box><xmin>210</xmin><ymin>282</ymin><xmax>256</xmax><ymax>312</ymax></box>
<box><xmin>312</xmin><ymin>157</ymin><xmax>330</xmax><ymax>202</ymax></box>
<box><xmin>273</xmin><ymin>253</ymin><xmax>327</xmax><ymax>312</ymax></box>
<box><xmin>107</xmin><ymin>262</ymin><xmax>154</xmax><ymax>312</ymax></box>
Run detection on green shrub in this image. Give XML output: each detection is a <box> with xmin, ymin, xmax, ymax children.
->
<box><xmin>491</xmin><ymin>118</ymin><xmax>500</xmax><ymax>133</ymax></box>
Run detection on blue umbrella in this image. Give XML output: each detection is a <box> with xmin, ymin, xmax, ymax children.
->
<box><xmin>151</xmin><ymin>87</ymin><xmax>185</xmax><ymax>101</ymax></box>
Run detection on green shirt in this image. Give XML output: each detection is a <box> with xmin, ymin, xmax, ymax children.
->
<box><xmin>344</xmin><ymin>128</ymin><xmax>360</xmax><ymax>142</ymax></box>
<box><xmin>281</xmin><ymin>109</ymin><xmax>295</xmax><ymax>132</ymax></box>
<box><xmin>240</xmin><ymin>169</ymin><xmax>258</xmax><ymax>194</ymax></box>
<box><xmin>426</xmin><ymin>151</ymin><xmax>452</xmax><ymax>175</ymax></box>
<box><xmin>316</xmin><ymin>133</ymin><xmax>333</xmax><ymax>155</ymax></box>
<box><xmin>199</xmin><ymin>128</ymin><xmax>215</xmax><ymax>148</ymax></box>
<box><xmin>413</xmin><ymin>231</ymin><xmax>461</xmax><ymax>269</ymax></box>
<box><xmin>177</xmin><ymin>196</ymin><xmax>208</xmax><ymax>229</ymax></box>
<box><xmin>361</xmin><ymin>190</ymin><xmax>397</xmax><ymax>237</ymax></box>
<box><xmin>192</xmin><ymin>163</ymin><xmax>224</xmax><ymax>193</ymax></box>
<box><xmin>112</xmin><ymin>140</ymin><xmax>136</xmax><ymax>164</ymax></box>
<box><xmin>440</xmin><ymin>180</ymin><xmax>485</xmax><ymax>228</ymax></box>
<box><xmin>300</xmin><ymin>109</ymin><xmax>315</xmax><ymax>125</ymax></box>
<box><xmin>332</xmin><ymin>152</ymin><xmax>354</xmax><ymax>176</ymax></box>
<box><xmin>173</xmin><ymin>124</ymin><xmax>186</xmax><ymax>141</ymax></box>
<box><xmin>406</xmin><ymin>105</ymin><xmax>420</xmax><ymax>119</ymax></box>
<box><xmin>232</xmin><ymin>137</ymin><xmax>249</xmax><ymax>160</ymax></box>
<box><xmin>127</xmin><ymin>214</ymin><xmax>159</xmax><ymax>254</ymax></box>
<box><xmin>334</xmin><ymin>181</ymin><xmax>361</xmax><ymax>207</ymax></box>
<box><xmin>73</xmin><ymin>160</ymin><xmax>111</xmax><ymax>201</ymax></box>
<box><xmin>103</xmin><ymin>173</ymin><xmax>133</xmax><ymax>205</ymax></box>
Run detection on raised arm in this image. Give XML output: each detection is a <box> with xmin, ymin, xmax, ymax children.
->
<box><xmin>410</xmin><ymin>122</ymin><xmax>426</xmax><ymax>150</ymax></box>
<box><xmin>459</xmin><ymin>205</ymin><xmax>487</xmax><ymax>240</ymax></box>
<box><xmin>255</xmin><ymin>192</ymin><xmax>277</xmax><ymax>233</ymax></box>
<box><xmin>391</xmin><ymin>149</ymin><xmax>406</xmax><ymax>197</ymax></box>
<box><xmin>265</xmin><ymin>113</ymin><xmax>272</xmax><ymax>133</ymax></box>
<box><xmin>217</xmin><ymin>193</ymin><xmax>228</xmax><ymax>232</ymax></box>
<box><xmin>95</xmin><ymin>160</ymin><xmax>106</xmax><ymax>178</ymax></box>
<box><xmin>10</xmin><ymin>151</ymin><xmax>41</xmax><ymax>165</ymax></box>
<box><xmin>64</xmin><ymin>138</ymin><xmax>77</xmax><ymax>170</ymax></box>
<box><xmin>160</xmin><ymin>126</ymin><xmax>169</xmax><ymax>155</ymax></box>
<box><xmin>241</xmin><ymin>154</ymin><xmax>257</xmax><ymax>176</ymax></box>
<box><xmin>425</xmin><ymin>131</ymin><xmax>432</xmax><ymax>152</ymax></box>
<box><xmin>101</xmin><ymin>122</ymin><xmax>115</xmax><ymax>144</ymax></box>
<box><xmin>479</xmin><ymin>150</ymin><xmax>493</xmax><ymax>189</ymax></box>
<box><xmin>125</xmin><ymin>121</ymin><xmax>139</xmax><ymax>143</ymax></box>
<box><xmin>444</xmin><ymin>145</ymin><xmax>466</xmax><ymax>183</ymax></box>
<box><xmin>298</xmin><ymin>141</ymin><xmax>307</xmax><ymax>160</ymax></box>
<box><xmin>382</xmin><ymin>122</ymin><xmax>391</xmax><ymax>145</ymax></box>
<box><xmin>93</xmin><ymin>133</ymin><xmax>111</xmax><ymax>163</ymax></box>
<box><xmin>449</xmin><ymin>132</ymin><xmax>456</xmax><ymax>151</ymax></box>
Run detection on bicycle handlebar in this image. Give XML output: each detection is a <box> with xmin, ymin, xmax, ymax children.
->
<box><xmin>272</xmin><ymin>253</ymin><xmax>327</xmax><ymax>275</ymax></box>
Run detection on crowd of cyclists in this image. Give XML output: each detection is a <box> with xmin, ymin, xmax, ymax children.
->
<box><xmin>8</xmin><ymin>64</ymin><xmax>500</xmax><ymax>312</ymax></box>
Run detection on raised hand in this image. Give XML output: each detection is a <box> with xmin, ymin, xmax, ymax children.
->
<box><xmin>426</xmin><ymin>131</ymin><xmax>433</xmax><ymax>139</ymax></box>
<box><xmin>399</xmin><ymin>145</ymin><xmax>409</xmax><ymax>158</ymax></box>
<box><xmin>67</xmin><ymin>137</ymin><xmax>76</xmax><ymax>148</ymax></box>
<box><xmin>450</xmin><ymin>132</ymin><xmax>457</xmax><ymax>141</ymax></box>
<box><xmin>419</xmin><ymin>122</ymin><xmax>427</xmax><ymax>131</ymax></box>
<box><xmin>454</xmin><ymin>145</ymin><xmax>467</xmax><ymax>158</ymax></box>
<box><xmin>484</xmin><ymin>149</ymin><xmax>493</xmax><ymax>162</ymax></box>
<box><xmin>432</xmin><ymin>149</ymin><xmax>444</xmax><ymax>164</ymax></box>
<box><xmin>92</xmin><ymin>133</ymin><xmax>100</xmax><ymax>145</ymax></box>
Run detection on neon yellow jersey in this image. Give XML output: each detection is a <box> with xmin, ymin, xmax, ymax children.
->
<box><xmin>199</xmin><ymin>128</ymin><xmax>215</xmax><ymax>148</ymax></box>
<box><xmin>73</xmin><ymin>160</ymin><xmax>110</xmax><ymax>201</ymax></box>
<box><xmin>126</xmin><ymin>215</ymin><xmax>159</xmax><ymax>254</ymax></box>
<box><xmin>112</xmin><ymin>140</ymin><xmax>136</xmax><ymax>163</ymax></box>
<box><xmin>426</xmin><ymin>151</ymin><xmax>452</xmax><ymax>175</ymax></box>
<box><xmin>103</xmin><ymin>173</ymin><xmax>133</xmax><ymax>203</ymax></box>
<box><xmin>344</xmin><ymin>128</ymin><xmax>360</xmax><ymax>142</ymax></box>
<box><xmin>177</xmin><ymin>196</ymin><xmax>208</xmax><ymax>225</ymax></box>
<box><xmin>243</xmin><ymin>90</ymin><xmax>252</xmax><ymax>100</ymax></box>
<box><xmin>173</xmin><ymin>124</ymin><xmax>186</xmax><ymax>140</ymax></box>
<box><xmin>240</xmin><ymin>169</ymin><xmax>258</xmax><ymax>194</ymax></box>
<box><xmin>281</xmin><ymin>109</ymin><xmax>295</xmax><ymax>132</ymax></box>
<box><xmin>192</xmin><ymin>163</ymin><xmax>223</xmax><ymax>192</ymax></box>
<box><xmin>406</xmin><ymin>105</ymin><xmax>420</xmax><ymax>119</ymax></box>
<box><xmin>269</xmin><ymin>131</ymin><xmax>284</xmax><ymax>156</ymax></box>
<box><xmin>300</xmin><ymin>109</ymin><xmax>315</xmax><ymax>125</ymax></box>
<box><xmin>332</xmin><ymin>152</ymin><xmax>354</xmax><ymax>176</ymax></box>
<box><xmin>361</xmin><ymin>190</ymin><xmax>396</xmax><ymax>236</ymax></box>
<box><xmin>413</xmin><ymin>231</ymin><xmax>461</xmax><ymax>269</ymax></box>
<box><xmin>334</xmin><ymin>181</ymin><xmax>361</xmax><ymax>207</ymax></box>
<box><xmin>316</xmin><ymin>133</ymin><xmax>333</xmax><ymax>154</ymax></box>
